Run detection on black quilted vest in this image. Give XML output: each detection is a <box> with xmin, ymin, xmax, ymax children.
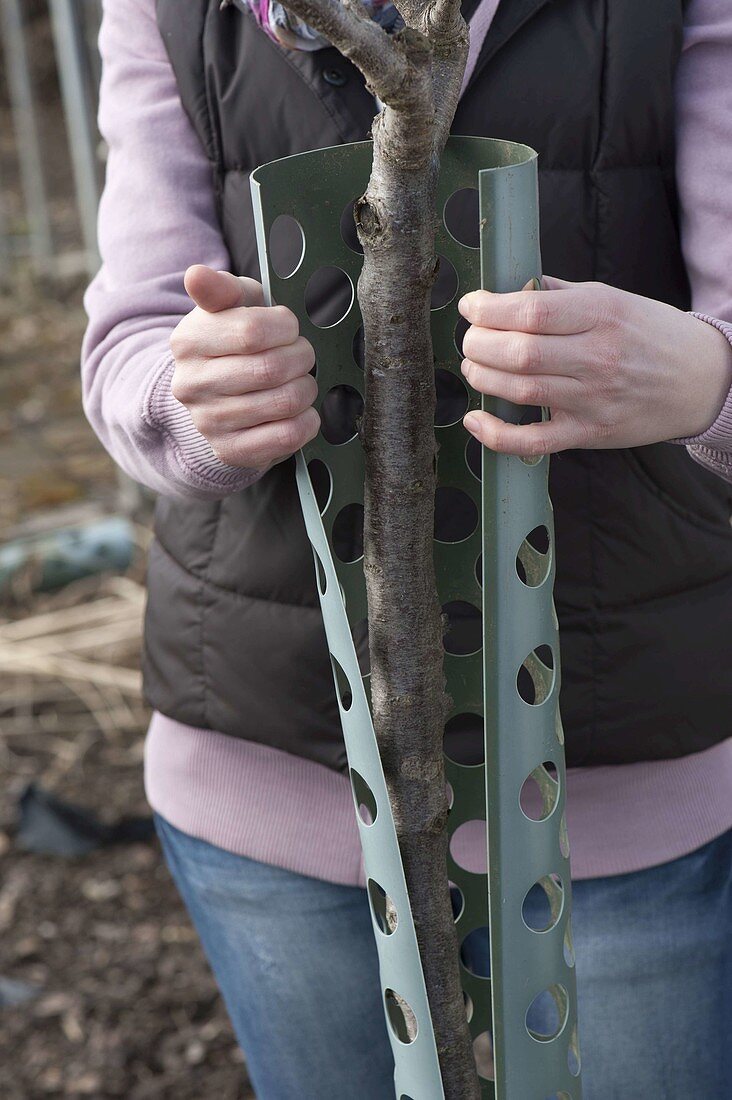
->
<box><xmin>148</xmin><ymin>0</ymin><xmax>732</xmax><ymax>769</ymax></box>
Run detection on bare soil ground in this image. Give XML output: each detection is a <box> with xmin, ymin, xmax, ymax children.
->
<box><xmin>0</xmin><ymin>733</ymin><xmax>249</xmax><ymax>1100</ymax></box>
<box><xmin>0</xmin><ymin>282</ymin><xmax>254</xmax><ymax>1100</ymax></box>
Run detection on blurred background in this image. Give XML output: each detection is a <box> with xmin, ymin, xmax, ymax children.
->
<box><xmin>0</xmin><ymin>3</ymin><xmax>252</xmax><ymax>1095</ymax></box>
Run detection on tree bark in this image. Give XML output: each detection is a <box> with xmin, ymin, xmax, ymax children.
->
<box><xmin>282</xmin><ymin>2</ymin><xmax>479</xmax><ymax>1094</ymax></box>
<box><xmin>356</xmin><ymin>48</ymin><xmax>481</xmax><ymax>1100</ymax></box>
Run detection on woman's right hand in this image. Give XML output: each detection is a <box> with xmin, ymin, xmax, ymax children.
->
<box><xmin>170</xmin><ymin>265</ymin><xmax>320</xmax><ymax>469</ymax></box>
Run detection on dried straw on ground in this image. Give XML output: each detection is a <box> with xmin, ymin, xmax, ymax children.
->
<box><xmin>0</xmin><ymin>568</ymin><xmax>148</xmax><ymax>786</ymax></box>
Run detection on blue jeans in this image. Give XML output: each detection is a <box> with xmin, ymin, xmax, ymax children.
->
<box><xmin>156</xmin><ymin>816</ymin><xmax>731</xmax><ymax>1100</ymax></box>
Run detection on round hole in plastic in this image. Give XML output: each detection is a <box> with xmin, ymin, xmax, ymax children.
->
<box><xmin>435</xmin><ymin>368</ymin><xmax>470</xmax><ymax>426</ymax></box>
<box><xmin>455</xmin><ymin>314</ymin><xmax>470</xmax><ymax>356</ymax></box>
<box><xmin>367</xmin><ymin>879</ymin><xmax>397</xmax><ymax>935</ymax></box>
<box><xmin>519</xmin><ymin>761</ymin><xmax>559</xmax><ymax>821</ymax></box>
<box><xmin>517</xmin><ymin>646</ymin><xmax>555</xmax><ymax>705</ymax></box>
<box><xmin>525</xmin><ymin>984</ymin><xmax>569</xmax><ymax>1043</ymax></box>
<box><xmin>516</xmin><ymin>524</ymin><xmax>551</xmax><ymax>587</ymax></box>
<box><xmin>568</xmin><ymin>1024</ymin><xmax>581</xmax><ymax>1076</ymax></box>
<box><xmin>434</xmin><ymin>486</ymin><xmax>478</xmax><ymax>543</ymax></box>
<box><xmin>320</xmin><ymin>384</ymin><xmax>363</xmax><ymax>445</ymax></box>
<box><xmin>332</xmin><ymin>502</ymin><xmax>364</xmax><ymax>563</ymax></box>
<box><xmin>460</xmin><ymin>926</ymin><xmax>491</xmax><ymax>978</ymax></box>
<box><xmin>564</xmin><ymin>921</ymin><xmax>576</xmax><ymax>967</ymax></box>
<box><xmin>268</xmin><ymin>214</ymin><xmax>305</xmax><ymax>279</ymax></box>
<box><xmin>304</xmin><ymin>266</ymin><xmax>354</xmax><ymax>328</ymax></box>
<box><xmin>559</xmin><ymin>812</ymin><xmax>570</xmax><ymax>859</ymax></box>
<box><xmin>465</xmin><ymin>433</ymin><xmax>482</xmax><ymax>481</ymax></box>
<box><xmin>384</xmin><ymin>989</ymin><xmax>418</xmax><ymax>1044</ymax></box>
<box><xmin>340</xmin><ymin>198</ymin><xmax>363</xmax><ymax>254</ymax></box>
<box><xmin>350</xmin><ymin>768</ymin><xmax>377</xmax><ymax>825</ymax></box>
<box><xmin>527</xmin><ymin>524</ymin><xmax>550</xmax><ymax>554</ymax></box>
<box><xmin>444</xmin><ymin>187</ymin><xmax>480</xmax><ymax>249</ymax></box>
<box><xmin>449</xmin><ymin>819</ymin><xmax>487</xmax><ymax>875</ymax></box>
<box><xmin>521</xmin><ymin>874</ymin><xmax>564</xmax><ymax>933</ymax></box>
<box><xmin>352</xmin><ymin>324</ymin><xmax>365</xmax><ymax>370</ymax></box>
<box><xmin>312</xmin><ymin>549</ymin><xmax>327</xmax><ymax>595</ymax></box>
<box><xmin>449</xmin><ymin>881</ymin><xmax>464</xmax><ymax>921</ymax></box>
<box><xmin>431</xmin><ymin>254</ymin><xmax>459</xmax><ymax>310</ymax></box>
<box><xmin>442</xmin><ymin>600</ymin><xmax>482</xmax><ymax>655</ymax></box>
<box><xmin>306</xmin><ymin>459</ymin><xmax>331</xmax><ymax>514</ymax></box>
<box><xmin>331</xmin><ymin>655</ymin><xmax>353</xmax><ymax>711</ymax></box>
<box><xmin>473</xmin><ymin>1031</ymin><xmax>495</xmax><ymax>1081</ymax></box>
<box><xmin>444</xmin><ymin>711</ymin><xmax>484</xmax><ymax>766</ymax></box>
<box><xmin>516</xmin><ymin>553</ymin><xmax>531</xmax><ymax>586</ymax></box>
<box><xmin>351</xmin><ymin>618</ymin><xmax>370</xmax><ymax>676</ymax></box>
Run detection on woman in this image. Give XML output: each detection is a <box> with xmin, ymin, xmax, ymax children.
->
<box><xmin>83</xmin><ymin>0</ymin><xmax>732</xmax><ymax>1096</ymax></box>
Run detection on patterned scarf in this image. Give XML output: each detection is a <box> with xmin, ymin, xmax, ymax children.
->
<box><xmin>234</xmin><ymin>0</ymin><xmax>403</xmax><ymax>50</ymax></box>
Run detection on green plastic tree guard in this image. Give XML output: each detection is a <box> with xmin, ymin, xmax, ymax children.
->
<box><xmin>251</xmin><ymin>135</ymin><xmax>581</xmax><ymax>1100</ymax></box>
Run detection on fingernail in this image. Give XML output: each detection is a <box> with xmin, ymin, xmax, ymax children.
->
<box><xmin>458</xmin><ymin>294</ymin><xmax>473</xmax><ymax>316</ymax></box>
<box><xmin>522</xmin><ymin>277</ymin><xmax>542</xmax><ymax>291</ymax></box>
<box><xmin>463</xmin><ymin>413</ymin><xmax>480</xmax><ymax>433</ymax></box>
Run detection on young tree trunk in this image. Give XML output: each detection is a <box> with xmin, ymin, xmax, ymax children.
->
<box><xmin>356</xmin><ymin>45</ymin><xmax>480</xmax><ymax>1100</ymax></box>
<box><xmin>282</xmin><ymin>2</ymin><xmax>479</xmax><ymax>1094</ymax></box>
<box><xmin>359</xmin><ymin>166</ymin><xmax>482</xmax><ymax>1098</ymax></box>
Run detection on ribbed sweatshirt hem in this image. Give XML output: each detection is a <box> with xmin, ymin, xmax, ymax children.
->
<box><xmin>145</xmin><ymin>715</ymin><xmax>732</xmax><ymax>885</ymax></box>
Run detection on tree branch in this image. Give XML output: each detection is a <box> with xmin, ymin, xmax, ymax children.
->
<box><xmin>282</xmin><ymin>0</ymin><xmax>421</xmax><ymax>107</ymax></box>
<box><xmin>393</xmin><ymin>0</ymin><xmax>469</xmax><ymax>150</ymax></box>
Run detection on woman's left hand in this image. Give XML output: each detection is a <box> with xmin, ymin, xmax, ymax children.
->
<box><xmin>459</xmin><ymin>277</ymin><xmax>732</xmax><ymax>459</ymax></box>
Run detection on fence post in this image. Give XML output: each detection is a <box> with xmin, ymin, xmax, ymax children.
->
<box><xmin>47</xmin><ymin>0</ymin><xmax>100</xmax><ymax>271</ymax></box>
<box><xmin>0</xmin><ymin>0</ymin><xmax>54</xmax><ymax>270</ymax></box>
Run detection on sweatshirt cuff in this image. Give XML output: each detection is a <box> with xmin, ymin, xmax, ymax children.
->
<box><xmin>669</xmin><ymin>315</ymin><xmax>732</xmax><ymax>465</ymax></box>
<box><xmin>143</xmin><ymin>354</ymin><xmax>263</xmax><ymax>494</ymax></box>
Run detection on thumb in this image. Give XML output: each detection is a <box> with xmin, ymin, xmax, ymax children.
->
<box><xmin>538</xmin><ymin>275</ymin><xmax>577</xmax><ymax>292</ymax></box>
<box><xmin>184</xmin><ymin>265</ymin><xmax>265</xmax><ymax>313</ymax></box>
